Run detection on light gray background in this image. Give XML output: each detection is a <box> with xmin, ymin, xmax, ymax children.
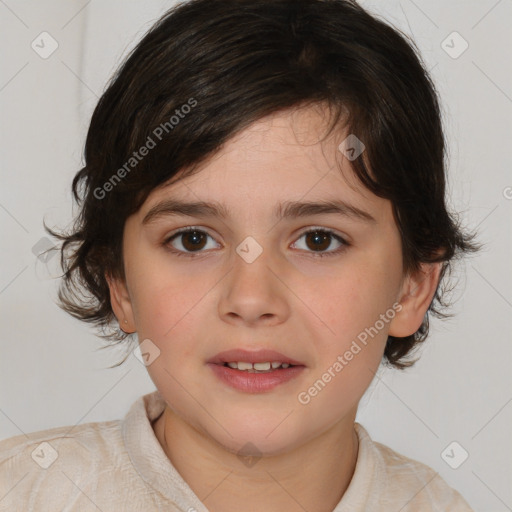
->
<box><xmin>1</xmin><ymin>1</ymin><xmax>511</xmax><ymax>510</ymax></box>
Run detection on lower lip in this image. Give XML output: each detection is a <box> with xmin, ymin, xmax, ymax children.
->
<box><xmin>207</xmin><ymin>363</ymin><xmax>305</xmax><ymax>393</ymax></box>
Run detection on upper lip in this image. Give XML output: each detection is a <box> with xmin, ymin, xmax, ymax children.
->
<box><xmin>207</xmin><ymin>349</ymin><xmax>304</xmax><ymax>366</ymax></box>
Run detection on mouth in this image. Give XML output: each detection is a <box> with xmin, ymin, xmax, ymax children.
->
<box><xmin>207</xmin><ymin>348</ymin><xmax>305</xmax><ymax>369</ymax></box>
<box><xmin>207</xmin><ymin>349</ymin><xmax>306</xmax><ymax>392</ymax></box>
<box><xmin>221</xmin><ymin>361</ymin><xmax>295</xmax><ymax>372</ymax></box>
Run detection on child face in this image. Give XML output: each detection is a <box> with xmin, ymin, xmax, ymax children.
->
<box><xmin>112</xmin><ymin>106</ymin><xmax>410</xmax><ymax>455</ymax></box>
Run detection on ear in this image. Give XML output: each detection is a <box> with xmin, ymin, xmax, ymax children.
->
<box><xmin>105</xmin><ymin>273</ymin><xmax>136</xmax><ymax>333</ymax></box>
<box><xmin>388</xmin><ymin>262</ymin><xmax>443</xmax><ymax>338</ymax></box>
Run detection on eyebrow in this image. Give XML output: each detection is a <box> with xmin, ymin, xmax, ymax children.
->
<box><xmin>142</xmin><ymin>198</ymin><xmax>376</xmax><ymax>225</ymax></box>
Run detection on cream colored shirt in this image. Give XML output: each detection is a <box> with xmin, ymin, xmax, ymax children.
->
<box><xmin>0</xmin><ymin>391</ymin><xmax>473</xmax><ymax>511</ymax></box>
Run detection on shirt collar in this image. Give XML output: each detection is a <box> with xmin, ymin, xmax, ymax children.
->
<box><xmin>122</xmin><ymin>390</ymin><xmax>208</xmax><ymax>511</ymax></box>
<box><xmin>121</xmin><ymin>390</ymin><xmax>381</xmax><ymax>511</ymax></box>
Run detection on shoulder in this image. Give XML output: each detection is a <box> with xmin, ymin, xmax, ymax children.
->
<box><xmin>0</xmin><ymin>418</ymin><xmax>123</xmax><ymax>466</ymax></box>
<box><xmin>355</xmin><ymin>424</ymin><xmax>474</xmax><ymax>511</ymax></box>
<box><xmin>1</xmin><ymin>416</ymin><xmax>121</xmax><ymax>442</ymax></box>
<box><xmin>0</xmin><ymin>419</ymin><xmax>129</xmax><ymax>511</ymax></box>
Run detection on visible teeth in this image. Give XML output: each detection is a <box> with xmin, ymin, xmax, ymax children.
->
<box><xmin>253</xmin><ymin>362</ymin><xmax>271</xmax><ymax>371</ymax></box>
<box><xmin>224</xmin><ymin>361</ymin><xmax>293</xmax><ymax>371</ymax></box>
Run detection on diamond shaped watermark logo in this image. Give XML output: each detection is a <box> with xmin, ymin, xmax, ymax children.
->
<box><xmin>441</xmin><ymin>441</ymin><xmax>469</xmax><ymax>469</ymax></box>
<box><xmin>338</xmin><ymin>134</ymin><xmax>365</xmax><ymax>161</ymax></box>
<box><xmin>441</xmin><ymin>31</ymin><xmax>468</xmax><ymax>59</ymax></box>
<box><xmin>31</xmin><ymin>32</ymin><xmax>59</xmax><ymax>59</ymax></box>
<box><xmin>236</xmin><ymin>236</ymin><xmax>263</xmax><ymax>264</ymax></box>
<box><xmin>31</xmin><ymin>236</ymin><xmax>58</xmax><ymax>262</ymax></box>
<box><xmin>133</xmin><ymin>338</ymin><xmax>161</xmax><ymax>366</ymax></box>
<box><xmin>31</xmin><ymin>441</ymin><xmax>58</xmax><ymax>469</ymax></box>
<box><xmin>237</xmin><ymin>442</ymin><xmax>262</xmax><ymax>468</ymax></box>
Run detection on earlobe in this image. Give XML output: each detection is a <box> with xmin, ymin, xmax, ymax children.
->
<box><xmin>105</xmin><ymin>273</ymin><xmax>136</xmax><ymax>333</ymax></box>
<box><xmin>388</xmin><ymin>262</ymin><xmax>443</xmax><ymax>338</ymax></box>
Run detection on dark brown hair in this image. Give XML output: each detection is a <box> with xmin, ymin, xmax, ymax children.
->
<box><xmin>47</xmin><ymin>0</ymin><xmax>479</xmax><ymax>368</ymax></box>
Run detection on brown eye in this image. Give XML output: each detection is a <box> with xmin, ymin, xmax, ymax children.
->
<box><xmin>165</xmin><ymin>228</ymin><xmax>218</xmax><ymax>256</ymax></box>
<box><xmin>180</xmin><ymin>230</ymin><xmax>207</xmax><ymax>251</ymax></box>
<box><xmin>304</xmin><ymin>231</ymin><xmax>332</xmax><ymax>251</ymax></box>
<box><xmin>164</xmin><ymin>227</ymin><xmax>348</xmax><ymax>259</ymax></box>
<box><xmin>292</xmin><ymin>228</ymin><xmax>348</xmax><ymax>257</ymax></box>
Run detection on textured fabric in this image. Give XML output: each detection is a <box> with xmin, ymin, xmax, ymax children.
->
<box><xmin>0</xmin><ymin>391</ymin><xmax>473</xmax><ymax>511</ymax></box>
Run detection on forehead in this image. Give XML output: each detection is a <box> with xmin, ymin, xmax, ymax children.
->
<box><xmin>140</xmin><ymin>106</ymin><xmax>389</xmax><ymax>221</ymax></box>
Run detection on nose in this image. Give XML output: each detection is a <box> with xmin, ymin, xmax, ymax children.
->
<box><xmin>218</xmin><ymin>243</ymin><xmax>290</xmax><ymax>327</ymax></box>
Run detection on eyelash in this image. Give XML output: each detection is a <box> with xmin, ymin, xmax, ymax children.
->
<box><xmin>162</xmin><ymin>226</ymin><xmax>350</xmax><ymax>259</ymax></box>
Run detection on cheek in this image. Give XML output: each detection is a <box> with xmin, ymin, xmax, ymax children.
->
<box><xmin>126</xmin><ymin>256</ymin><xmax>201</xmax><ymax>342</ymax></box>
<box><xmin>303</xmin><ymin>259</ymin><xmax>399</xmax><ymax>341</ymax></box>
<box><xmin>296</xmin><ymin>269</ymin><xmax>395</xmax><ymax>414</ymax></box>
<box><xmin>136</xmin><ymin>288</ymin><xmax>197</xmax><ymax>342</ymax></box>
<box><xmin>296</xmin><ymin>351</ymin><xmax>380</xmax><ymax>427</ymax></box>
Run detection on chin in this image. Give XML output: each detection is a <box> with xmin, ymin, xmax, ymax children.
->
<box><xmin>201</xmin><ymin>412</ymin><xmax>310</xmax><ymax>458</ymax></box>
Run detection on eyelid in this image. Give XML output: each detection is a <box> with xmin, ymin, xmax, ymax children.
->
<box><xmin>165</xmin><ymin>226</ymin><xmax>218</xmax><ymax>242</ymax></box>
<box><xmin>291</xmin><ymin>226</ymin><xmax>349</xmax><ymax>257</ymax></box>
<box><xmin>296</xmin><ymin>225</ymin><xmax>348</xmax><ymax>241</ymax></box>
<box><xmin>163</xmin><ymin>225</ymin><xmax>350</xmax><ymax>257</ymax></box>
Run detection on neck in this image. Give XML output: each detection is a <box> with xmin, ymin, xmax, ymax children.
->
<box><xmin>153</xmin><ymin>407</ymin><xmax>359</xmax><ymax>512</ymax></box>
